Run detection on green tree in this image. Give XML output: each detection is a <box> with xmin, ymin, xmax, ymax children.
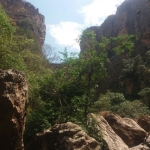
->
<box><xmin>94</xmin><ymin>92</ymin><xmax>125</xmax><ymax>112</ymax></box>
<box><xmin>116</xmin><ymin>100</ymin><xmax>150</xmax><ymax>118</ymax></box>
<box><xmin>112</xmin><ymin>34</ymin><xmax>137</xmax><ymax>56</ymax></box>
<box><xmin>40</xmin><ymin>30</ymin><xmax>110</xmax><ymax>124</ymax></box>
<box><xmin>0</xmin><ymin>6</ymin><xmax>16</xmax><ymax>69</ymax></box>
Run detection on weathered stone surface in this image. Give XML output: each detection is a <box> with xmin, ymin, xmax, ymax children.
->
<box><xmin>100</xmin><ymin>111</ymin><xmax>147</xmax><ymax>148</ymax></box>
<box><xmin>0</xmin><ymin>0</ymin><xmax>46</xmax><ymax>47</ymax></box>
<box><xmin>130</xmin><ymin>144</ymin><xmax>150</xmax><ymax>150</ymax></box>
<box><xmin>137</xmin><ymin>116</ymin><xmax>150</xmax><ymax>132</ymax></box>
<box><xmin>89</xmin><ymin>113</ymin><xmax>129</xmax><ymax>150</ymax></box>
<box><xmin>25</xmin><ymin>122</ymin><xmax>101</xmax><ymax>150</ymax></box>
<box><xmin>0</xmin><ymin>69</ymin><xmax>28</xmax><ymax>150</ymax></box>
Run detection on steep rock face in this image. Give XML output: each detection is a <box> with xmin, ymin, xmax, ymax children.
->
<box><xmin>0</xmin><ymin>0</ymin><xmax>46</xmax><ymax>47</ymax></box>
<box><xmin>81</xmin><ymin>0</ymin><xmax>150</xmax><ymax>53</ymax></box>
<box><xmin>0</xmin><ymin>69</ymin><xmax>28</xmax><ymax>150</ymax></box>
<box><xmin>80</xmin><ymin>0</ymin><xmax>150</xmax><ymax>95</ymax></box>
<box><xmin>25</xmin><ymin>122</ymin><xmax>101</xmax><ymax>150</ymax></box>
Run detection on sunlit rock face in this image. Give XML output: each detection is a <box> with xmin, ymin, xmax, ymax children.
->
<box><xmin>0</xmin><ymin>0</ymin><xmax>46</xmax><ymax>47</ymax></box>
<box><xmin>88</xmin><ymin>113</ymin><xmax>129</xmax><ymax>150</ymax></box>
<box><xmin>81</xmin><ymin>0</ymin><xmax>150</xmax><ymax>54</ymax></box>
<box><xmin>0</xmin><ymin>69</ymin><xmax>28</xmax><ymax>150</ymax></box>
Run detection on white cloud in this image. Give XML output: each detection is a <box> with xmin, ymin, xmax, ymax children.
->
<box><xmin>79</xmin><ymin>0</ymin><xmax>124</xmax><ymax>26</ymax></box>
<box><xmin>47</xmin><ymin>22</ymin><xmax>83</xmax><ymax>51</ymax></box>
<box><xmin>47</xmin><ymin>0</ymin><xmax>125</xmax><ymax>52</ymax></box>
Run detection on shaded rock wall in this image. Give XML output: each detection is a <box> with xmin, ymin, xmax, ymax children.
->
<box><xmin>0</xmin><ymin>0</ymin><xmax>46</xmax><ymax>47</ymax></box>
<box><xmin>0</xmin><ymin>69</ymin><xmax>28</xmax><ymax>150</ymax></box>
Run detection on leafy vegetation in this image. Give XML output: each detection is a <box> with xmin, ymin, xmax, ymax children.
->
<box><xmin>94</xmin><ymin>92</ymin><xmax>150</xmax><ymax>118</ymax></box>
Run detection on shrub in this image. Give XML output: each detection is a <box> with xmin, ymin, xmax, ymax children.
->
<box><xmin>116</xmin><ymin>100</ymin><xmax>150</xmax><ymax>118</ymax></box>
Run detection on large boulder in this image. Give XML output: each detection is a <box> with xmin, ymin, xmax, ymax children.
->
<box><xmin>89</xmin><ymin>113</ymin><xmax>129</xmax><ymax>150</ymax></box>
<box><xmin>137</xmin><ymin>116</ymin><xmax>150</xmax><ymax>132</ymax></box>
<box><xmin>100</xmin><ymin>111</ymin><xmax>147</xmax><ymax>148</ymax></box>
<box><xmin>25</xmin><ymin>122</ymin><xmax>101</xmax><ymax>150</ymax></box>
<box><xmin>0</xmin><ymin>69</ymin><xmax>28</xmax><ymax>150</ymax></box>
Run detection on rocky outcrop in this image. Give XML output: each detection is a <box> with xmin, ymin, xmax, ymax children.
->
<box><xmin>0</xmin><ymin>69</ymin><xmax>28</xmax><ymax>150</ymax></box>
<box><xmin>25</xmin><ymin>122</ymin><xmax>101</xmax><ymax>150</ymax></box>
<box><xmin>89</xmin><ymin>112</ymin><xmax>150</xmax><ymax>149</ymax></box>
<box><xmin>137</xmin><ymin>116</ymin><xmax>150</xmax><ymax>132</ymax></box>
<box><xmin>89</xmin><ymin>113</ymin><xmax>129</xmax><ymax>150</ymax></box>
<box><xmin>100</xmin><ymin>112</ymin><xmax>147</xmax><ymax>148</ymax></box>
<box><xmin>0</xmin><ymin>0</ymin><xmax>46</xmax><ymax>47</ymax></box>
<box><xmin>25</xmin><ymin>112</ymin><xmax>150</xmax><ymax>150</ymax></box>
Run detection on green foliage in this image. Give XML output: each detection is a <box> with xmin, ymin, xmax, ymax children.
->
<box><xmin>145</xmin><ymin>50</ymin><xmax>150</xmax><ymax>68</ymax></box>
<box><xmin>94</xmin><ymin>92</ymin><xmax>125</xmax><ymax>112</ymax></box>
<box><xmin>116</xmin><ymin>100</ymin><xmax>150</xmax><ymax>118</ymax></box>
<box><xmin>40</xmin><ymin>30</ymin><xmax>109</xmax><ymax>125</ymax></box>
<box><xmin>0</xmin><ymin>6</ymin><xmax>21</xmax><ymax>69</ymax></box>
<box><xmin>86</xmin><ymin>115</ymin><xmax>103</xmax><ymax>146</ymax></box>
<box><xmin>24</xmin><ymin>110</ymin><xmax>51</xmax><ymax>145</ymax></box>
<box><xmin>94</xmin><ymin>92</ymin><xmax>150</xmax><ymax>118</ymax></box>
<box><xmin>112</xmin><ymin>34</ymin><xmax>137</xmax><ymax>56</ymax></box>
<box><xmin>38</xmin><ymin>31</ymin><xmax>138</xmax><ymax>143</ymax></box>
<box><xmin>120</xmin><ymin>55</ymin><xmax>144</xmax><ymax>78</ymax></box>
<box><xmin>120</xmin><ymin>52</ymin><xmax>150</xmax><ymax>98</ymax></box>
<box><xmin>0</xmin><ymin>6</ymin><xmax>15</xmax><ymax>43</ymax></box>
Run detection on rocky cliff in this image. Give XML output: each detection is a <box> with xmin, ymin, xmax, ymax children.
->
<box><xmin>80</xmin><ymin>0</ymin><xmax>150</xmax><ymax>97</ymax></box>
<box><xmin>81</xmin><ymin>0</ymin><xmax>150</xmax><ymax>54</ymax></box>
<box><xmin>0</xmin><ymin>0</ymin><xmax>46</xmax><ymax>47</ymax></box>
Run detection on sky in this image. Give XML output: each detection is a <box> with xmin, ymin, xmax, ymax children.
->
<box><xmin>26</xmin><ymin>0</ymin><xmax>125</xmax><ymax>53</ymax></box>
